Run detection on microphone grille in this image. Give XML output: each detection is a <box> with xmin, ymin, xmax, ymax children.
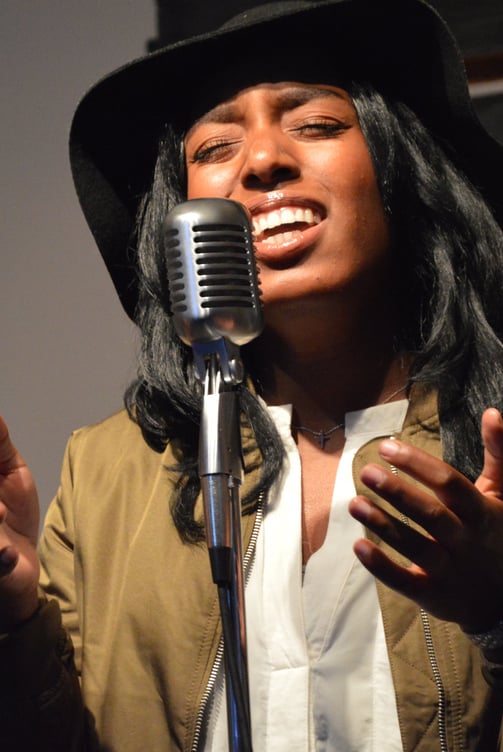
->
<box><xmin>164</xmin><ymin>199</ymin><xmax>263</xmax><ymax>346</ymax></box>
<box><xmin>165</xmin><ymin>221</ymin><xmax>257</xmax><ymax>312</ymax></box>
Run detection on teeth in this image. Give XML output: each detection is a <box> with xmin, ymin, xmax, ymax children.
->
<box><xmin>252</xmin><ymin>206</ymin><xmax>321</xmax><ymax>237</ymax></box>
<box><xmin>281</xmin><ymin>208</ymin><xmax>295</xmax><ymax>224</ymax></box>
<box><xmin>263</xmin><ymin>230</ymin><xmax>302</xmax><ymax>246</ymax></box>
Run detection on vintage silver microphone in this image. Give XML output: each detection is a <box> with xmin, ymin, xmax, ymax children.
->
<box><xmin>164</xmin><ymin>198</ymin><xmax>262</xmax><ymax>752</ymax></box>
<box><xmin>164</xmin><ymin>198</ymin><xmax>263</xmax><ymax>382</ymax></box>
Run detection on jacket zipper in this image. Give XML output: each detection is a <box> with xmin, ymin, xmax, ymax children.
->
<box><xmin>419</xmin><ymin>608</ymin><xmax>448</xmax><ymax>752</ymax></box>
<box><xmin>389</xmin><ymin>457</ymin><xmax>449</xmax><ymax>752</ymax></box>
<box><xmin>191</xmin><ymin>496</ymin><xmax>265</xmax><ymax>752</ymax></box>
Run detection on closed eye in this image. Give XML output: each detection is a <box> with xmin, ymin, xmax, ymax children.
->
<box><xmin>189</xmin><ymin>139</ymin><xmax>240</xmax><ymax>164</ymax></box>
<box><xmin>291</xmin><ymin>121</ymin><xmax>350</xmax><ymax>138</ymax></box>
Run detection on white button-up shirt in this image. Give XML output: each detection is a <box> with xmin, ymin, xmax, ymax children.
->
<box><xmin>206</xmin><ymin>400</ymin><xmax>408</xmax><ymax>751</ymax></box>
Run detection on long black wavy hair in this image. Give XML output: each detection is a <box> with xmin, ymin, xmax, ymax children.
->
<box><xmin>125</xmin><ymin>81</ymin><xmax>503</xmax><ymax>541</ymax></box>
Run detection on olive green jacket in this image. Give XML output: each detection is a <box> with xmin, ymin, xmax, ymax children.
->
<box><xmin>1</xmin><ymin>387</ymin><xmax>502</xmax><ymax>750</ymax></box>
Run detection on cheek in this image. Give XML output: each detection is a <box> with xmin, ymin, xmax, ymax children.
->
<box><xmin>326</xmin><ymin>148</ymin><xmax>389</xmax><ymax>254</ymax></box>
<box><xmin>186</xmin><ymin>166</ymin><xmax>233</xmax><ymax>199</ymax></box>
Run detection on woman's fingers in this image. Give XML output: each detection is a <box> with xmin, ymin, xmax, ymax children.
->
<box><xmin>358</xmin><ymin>460</ymin><xmax>467</xmax><ymax>550</ymax></box>
<box><xmin>476</xmin><ymin>408</ymin><xmax>503</xmax><ymax>497</ymax></box>
<box><xmin>0</xmin><ymin>416</ymin><xmax>24</xmax><ymax>473</ymax></box>
<box><xmin>376</xmin><ymin>439</ymin><xmax>485</xmax><ymax>525</ymax></box>
<box><xmin>352</xmin><ymin>536</ymin><xmax>428</xmax><ymax>595</ymax></box>
<box><xmin>0</xmin><ymin>546</ymin><xmax>19</xmax><ymax>576</ymax></box>
<box><xmin>350</xmin><ymin>417</ymin><xmax>503</xmax><ymax>628</ymax></box>
<box><xmin>0</xmin><ymin>420</ymin><xmax>41</xmax><ymax>629</ymax></box>
<box><xmin>349</xmin><ymin>495</ymin><xmax>446</xmax><ymax>571</ymax></box>
<box><xmin>0</xmin><ymin>419</ymin><xmax>39</xmax><ymax>545</ymax></box>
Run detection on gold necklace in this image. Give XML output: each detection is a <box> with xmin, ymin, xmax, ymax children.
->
<box><xmin>292</xmin><ymin>384</ymin><xmax>407</xmax><ymax>450</ymax></box>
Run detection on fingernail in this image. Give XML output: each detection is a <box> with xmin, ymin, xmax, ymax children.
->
<box><xmin>354</xmin><ymin>539</ymin><xmax>372</xmax><ymax>563</ymax></box>
<box><xmin>379</xmin><ymin>439</ymin><xmax>399</xmax><ymax>459</ymax></box>
<box><xmin>0</xmin><ymin>547</ymin><xmax>17</xmax><ymax>571</ymax></box>
<box><xmin>361</xmin><ymin>465</ymin><xmax>387</xmax><ymax>488</ymax></box>
<box><xmin>350</xmin><ymin>497</ymin><xmax>372</xmax><ymax>522</ymax></box>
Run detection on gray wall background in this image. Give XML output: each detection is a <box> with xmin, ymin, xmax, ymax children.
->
<box><xmin>1</xmin><ymin>2</ymin><xmax>155</xmax><ymax>520</ymax></box>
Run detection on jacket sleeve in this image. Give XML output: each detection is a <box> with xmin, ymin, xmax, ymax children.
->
<box><xmin>0</xmin><ymin>598</ymin><xmax>89</xmax><ymax>750</ymax></box>
<box><xmin>0</xmin><ymin>434</ymin><xmax>96</xmax><ymax>750</ymax></box>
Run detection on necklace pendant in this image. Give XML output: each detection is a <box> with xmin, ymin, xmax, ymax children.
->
<box><xmin>317</xmin><ymin>431</ymin><xmax>328</xmax><ymax>449</ymax></box>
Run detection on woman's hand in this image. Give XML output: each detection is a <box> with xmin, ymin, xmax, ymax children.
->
<box><xmin>0</xmin><ymin>416</ymin><xmax>40</xmax><ymax>631</ymax></box>
<box><xmin>349</xmin><ymin>408</ymin><xmax>503</xmax><ymax>633</ymax></box>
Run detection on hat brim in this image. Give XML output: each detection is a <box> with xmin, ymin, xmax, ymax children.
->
<box><xmin>70</xmin><ymin>0</ymin><xmax>503</xmax><ymax>320</ymax></box>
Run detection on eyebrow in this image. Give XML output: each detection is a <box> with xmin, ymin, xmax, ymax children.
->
<box><xmin>188</xmin><ymin>85</ymin><xmax>348</xmax><ymax>131</ymax></box>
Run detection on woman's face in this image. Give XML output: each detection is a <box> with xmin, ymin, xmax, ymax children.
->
<box><xmin>184</xmin><ymin>82</ymin><xmax>390</xmax><ymax>310</ymax></box>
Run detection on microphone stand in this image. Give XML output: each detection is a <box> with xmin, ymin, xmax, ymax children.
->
<box><xmin>195</xmin><ymin>340</ymin><xmax>252</xmax><ymax>752</ymax></box>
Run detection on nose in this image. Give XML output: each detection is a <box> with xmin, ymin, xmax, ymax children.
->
<box><xmin>240</xmin><ymin>128</ymin><xmax>300</xmax><ymax>190</ymax></box>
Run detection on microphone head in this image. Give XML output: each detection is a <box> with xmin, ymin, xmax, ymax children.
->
<box><xmin>164</xmin><ymin>198</ymin><xmax>263</xmax><ymax>347</ymax></box>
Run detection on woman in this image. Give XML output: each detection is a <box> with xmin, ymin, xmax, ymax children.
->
<box><xmin>2</xmin><ymin>1</ymin><xmax>503</xmax><ymax>750</ymax></box>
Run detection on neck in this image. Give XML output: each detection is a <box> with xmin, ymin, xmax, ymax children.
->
<box><xmin>245</xmin><ymin>295</ymin><xmax>410</xmax><ymax>428</ymax></box>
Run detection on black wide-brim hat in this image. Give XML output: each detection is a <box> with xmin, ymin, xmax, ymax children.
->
<box><xmin>70</xmin><ymin>0</ymin><xmax>503</xmax><ymax>320</ymax></box>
